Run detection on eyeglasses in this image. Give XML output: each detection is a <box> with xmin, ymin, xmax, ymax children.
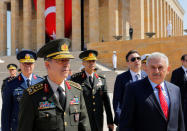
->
<box><xmin>130</xmin><ymin>57</ymin><xmax>141</xmax><ymax>62</ymax></box>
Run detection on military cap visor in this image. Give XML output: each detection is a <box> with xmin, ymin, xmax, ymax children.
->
<box><xmin>17</xmin><ymin>50</ymin><xmax>37</xmax><ymax>63</ymax></box>
<box><xmin>79</xmin><ymin>50</ymin><xmax>98</xmax><ymax>61</ymax></box>
<box><xmin>7</xmin><ymin>64</ymin><xmax>17</xmax><ymax>70</ymax></box>
<box><xmin>37</xmin><ymin>38</ymin><xmax>74</xmax><ymax>59</ymax></box>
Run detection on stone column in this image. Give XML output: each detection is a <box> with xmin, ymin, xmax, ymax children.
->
<box><xmin>154</xmin><ymin>0</ymin><xmax>158</xmax><ymax>38</ymax></box>
<box><xmin>0</xmin><ymin>2</ymin><xmax>7</xmax><ymax>55</ymax></box>
<box><xmin>56</xmin><ymin>0</ymin><xmax>64</xmax><ymax>39</ymax></box>
<box><xmin>163</xmin><ymin>0</ymin><xmax>166</xmax><ymax>37</ymax></box>
<box><xmin>159</xmin><ymin>0</ymin><xmax>163</xmax><ymax>37</ymax></box>
<box><xmin>150</xmin><ymin>0</ymin><xmax>155</xmax><ymax>33</ymax></box>
<box><xmin>89</xmin><ymin>0</ymin><xmax>99</xmax><ymax>42</ymax></box>
<box><xmin>130</xmin><ymin>0</ymin><xmax>144</xmax><ymax>39</ymax></box>
<box><xmin>72</xmin><ymin>0</ymin><xmax>81</xmax><ymax>51</ymax></box>
<box><xmin>23</xmin><ymin>0</ymin><xmax>32</xmax><ymax>49</ymax></box>
<box><xmin>11</xmin><ymin>0</ymin><xmax>19</xmax><ymax>55</ymax></box>
<box><xmin>36</xmin><ymin>0</ymin><xmax>45</xmax><ymax>50</ymax></box>
<box><xmin>144</xmin><ymin>0</ymin><xmax>148</xmax><ymax>37</ymax></box>
<box><xmin>122</xmin><ymin>0</ymin><xmax>130</xmax><ymax>40</ymax></box>
<box><xmin>147</xmin><ymin>0</ymin><xmax>150</xmax><ymax>33</ymax></box>
<box><xmin>108</xmin><ymin>0</ymin><xmax>118</xmax><ymax>41</ymax></box>
<box><xmin>166</xmin><ymin>2</ymin><xmax>168</xmax><ymax>36</ymax></box>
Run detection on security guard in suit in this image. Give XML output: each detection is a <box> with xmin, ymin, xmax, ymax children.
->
<box><xmin>1</xmin><ymin>50</ymin><xmax>43</xmax><ymax>131</ymax></box>
<box><xmin>17</xmin><ymin>38</ymin><xmax>91</xmax><ymax>131</ymax></box>
<box><xmin>1</xmin><ymin>64</ymin><xmax>18</xmax><ymax>95</ymax></box>
<box><xmin>71</xmin><ymin>50</ymin><xmax>114</xmax><ymax>131</ymax></box>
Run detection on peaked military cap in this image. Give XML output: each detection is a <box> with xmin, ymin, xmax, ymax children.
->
<box><xmin>141</xmin><ymin>54</ymin><xmax>150</xmax><ymax>63</ymax></box>
<box><xmin>37</xmin><ymin>38</ymin><xmax>74</xmax><ymax>59</ymax></box>
<box><xmin>17</xmin><ymin>50</ymin><xmax>37</xmax><ymax>63</ymax></box>
<box><xmin>79</xmin><ymin>50</ymin><xmax>98</xmax><ymax>61</ymax></box>
<box><xmin>7</xmin><ymin>64</ymin><xmax>17</xmax><ymax>70</ymax></box>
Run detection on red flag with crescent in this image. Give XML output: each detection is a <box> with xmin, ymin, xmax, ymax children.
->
<box><xmin>33</xmin><ymin>0</ymin><xmax>72</xmax><ymax>39</ymax></box>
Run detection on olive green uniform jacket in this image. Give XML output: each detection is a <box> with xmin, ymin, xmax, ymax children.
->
<box><xmin>71</xmin><ymin>71</ymin><xmax>113</xmax><ymax>131</ymax></box>
<box><xmin>17</xmin><ymin>78</ymin><xmax>91</xmax><ymax>131</ymax></box>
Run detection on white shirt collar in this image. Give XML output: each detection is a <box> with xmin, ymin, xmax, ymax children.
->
<box><xmin>130</xmin><ymin>70</ymin><xmax>141</xmax><ymax>81</ymax></box>
<box><xmin>85</xmin><ymin>71</ymin><xmax>94</xmax><ymax>78</ymax></box>
<box><xmin>182</xmin><ymin>66</ymin><xmax>187</xmax><ymax>72</ymax></box>
<box><xmin>148</xmin><ymin>78</ymin><xmax>165</xmax><ymax>90</ymax></box>
<box><xmin>47</xmin><ymin>76</ymin><xmax>65</xmax><ymax>92</ymax></box>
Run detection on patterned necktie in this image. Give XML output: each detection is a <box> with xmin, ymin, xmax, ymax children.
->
<box><xmin>26</xmin><ymin>79</ymin><xmax>31</xmax><ymax>87</ymax></box>
<box><xmin>57</xmin><ymin>86</ymin><xmax>66</xmax><ymax>109</ymax></box>
<box><xmin>89</xmin><ymin>76</ymin><xmax>93</xmax><ymax>87</ymax></box>
<box><xmin>156</xmin><ymin>84</ymin><xmax>168</xmax><ymax>120</ymax></box>
<box><xmin>135</xmin><ymin>74</ymin><xmax>140</xmax><ymax>81</ymax></box>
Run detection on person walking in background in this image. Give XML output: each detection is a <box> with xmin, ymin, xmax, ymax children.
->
<box><xmin>113</xmin><ymin>50</ymin><xmax>146</xmax><ymax>128</ymax></box>
<box><xmin>1</xmin><ymin>50</ymin><xmax>43</xmax><ymax>131</ymax></box>
<box><xmin>113</xmin><ymin>51</ymin><xmax>117</xmax><ymax>71</ymax></box>
<box><xmin>1</xmin><ymin>64</ymin><xmax>18</xmax><ymax>96</ymax></box>
<box><xmin>71</xmin><ymin>50</ymin><xmax>114</xmax><ymax>131</ymax></box>
<box><xmin>167</xmin><ymin>20</ymin><xmax>172</xmax><ymax>37</ymax></box>
<box><xmin>17</xmin><ymin>38</ymin><xmax>90</xmax><ymax>131</ymax></box>
<box><xmin>171</xmin><ymin>54</ymin><xmax>187</xmax><ymax>130</ymax></box>
<box><xmin>129</xmin><ymin>26</ymin><xmax>133</xmax><ymax>40</ymax></box>
<box><xmin>119</xmin><ymin>52</ymin><xmax>185</xmax><ymax>131</ymax></box>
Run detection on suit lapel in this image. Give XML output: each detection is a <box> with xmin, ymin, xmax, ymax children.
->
<box><xmin>165</xmin><ymin>81</ymin><xmax>173</xmax><ymax>121</ymax></box>
<box><xmin>65</xmin><ymin>82</ymin><xmax>71</xmax><ymax>111</ymax></box>
<box><xmin>145</xmin><ymin>78</ymin><xmax>167</xmax><ymax>121</ymax></box>
<box><xmin>18</xmin><ymin>74</ymin><xmax>27</xmax><ymax>89</ymax></box>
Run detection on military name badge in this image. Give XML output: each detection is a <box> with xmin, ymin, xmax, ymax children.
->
<box><xmin>74</xmin><ymin>113</ymin><xmax>79</xmax><ymax>122</ymax></box>
<box><xmin>70</xmin><ymin>97</ymin><xmax>80</xmax><ymax>105</ymax></box>
<box><xmin>38</xmin><ymin>101</ymin><xmax>55</xmax><ymax>110</ymax></box>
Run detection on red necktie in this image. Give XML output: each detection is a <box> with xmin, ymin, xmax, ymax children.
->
<box><xmin>156</xmin><ymin>84</ymin><xmax>168</xmax><ymax>120</ymax></box>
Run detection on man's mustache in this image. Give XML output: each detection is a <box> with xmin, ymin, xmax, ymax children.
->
<box><xmin>152</xmin><ymin>73</ymin><xmax>160</xmax><ymax>76</ymax></box>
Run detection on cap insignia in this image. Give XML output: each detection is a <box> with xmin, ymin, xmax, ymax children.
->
<box><xmin>89</xmin><ymin>53</ymin><xmax>94</xmax><ymax>57</ymax></box>
<box><xmin>25</xmin><ymin>54</ymin><xmax>30</xmax><ymax>59</ymax></box>
<box><xmin>61</xmin><ymin>44</ymin><xmax>68</xmax><ymax>51</ymax></box>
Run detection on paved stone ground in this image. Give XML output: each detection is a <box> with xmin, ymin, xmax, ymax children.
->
<box><xmin>0</xmin><ymin>54</ymin><xmax>125</xmax><ymax>130</ymax></box>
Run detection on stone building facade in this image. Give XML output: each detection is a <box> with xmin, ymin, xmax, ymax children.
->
<box><xmin>0</xmin><ymin>0</ymin><xmax>184</xmax><ymax>55</ymax></box>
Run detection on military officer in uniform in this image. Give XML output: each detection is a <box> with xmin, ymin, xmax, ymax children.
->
<box><xmin>71</xmin><ymin>50</ymin><xmax>114</xmax><ymax>131</ymax></box>
<box><xmin>1</xmin><ymin>50</ymin><xmax>43</xmax><ymax>131</ymax></box>
<box><xmin>1</xmin><ymin>64</ymin><xmax>18</xmax><ymax>95</ymax></box>
<box><xmin>17</xmin><ymin>38</ymin><xmax>90</xmax><ymax>131</ymax></box>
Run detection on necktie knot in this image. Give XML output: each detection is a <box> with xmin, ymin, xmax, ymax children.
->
<box><xmin>135</xmin><ymin>74</ymin><xmax>140</xmax><ymax>81</ymax></box>
<box><xmin>156</xmin><ymin>84</ymin><xmax>162</xmax><ymax>90</ymax></box>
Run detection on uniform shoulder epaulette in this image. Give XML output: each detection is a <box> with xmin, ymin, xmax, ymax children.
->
<box><xmin>97</xmin><ymin>73</ymin><xmax>105</xmax><ymax>79</ymax></box>
<box><xmin>27</xmin><ymin>81</ymin><xmax>45</xmax><ymax>95</ymax></box>
<box><xmin>68</xmin><ymin>80</ymin><xmax>82</xmax><ymax>90</ymax></box>
<box><xmin>71</xmin><ymin>72</ymin><xmax>83</xmax><ymax>78</ymax></box>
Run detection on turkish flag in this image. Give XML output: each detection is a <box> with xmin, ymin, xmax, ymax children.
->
<box><xmin>33</xmin><ymin>0</ymin><xmax>72</xmax><ymax>39</ymax></box>
<box><xmin>33</xmin><ymin>0</ymin><xmax>56</xmax><ymax>40</ymax></box>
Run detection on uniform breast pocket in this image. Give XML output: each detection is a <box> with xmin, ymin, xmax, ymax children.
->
<box><xmin>70</xmin><ymin>105</ymin><xmax>81</xmax><ymax>126</ymax></box>
<box><xmin>36</xmin><ymin>109</ymin><xmax>57</xmax><ymax>130</ymax></box>
<box><xmin>13</xmin><ymin>89</ymin><xmax>23</xmax><ymax>102</ymax></box>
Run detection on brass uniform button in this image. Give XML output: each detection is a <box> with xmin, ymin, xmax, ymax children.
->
<box><xmin>64</xmin><ymin>112</ymin><xmax>66</xmax><ymax>116</ymax></box>
<box><xmin>46</xmin><ymin>114</ymin><xmax>49</xmax><ymax>118</ymax></box>
<box><xmin>93</xmin><ymin>102</ymin><xmax>95</xmax><ymax>105</ymax></box>
<box><xmin>93</xmin><ymin>109</ymin><xmax>96</xmax><ymax>112</ymax></box>
<box><xmin>64</xmin><ymin>122</ymin><xmax>67</xmax><ymax>126</ymax></box>
<box><xmin>93</xmin><ymin>96</ymin><xmax>95</xmax><ymax>99</ymax></box>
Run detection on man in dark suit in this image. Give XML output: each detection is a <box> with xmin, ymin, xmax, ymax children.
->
<box><xmin>119</xmin><ymin>52</ymin><xmax>185</xmax><ymax>131</ymax></box>
<box><xmin>71</xmin><ymin>50</ymin><xmax>114</xmax><ymax>131</ymax></box>
<box><xmin>1</xmin><ymin>50</ymin><xmax>43</xmax><ymax>131</ymax></box>
<box><xmin>17</xmin><ymin>39</ymin><xmax>90</xmax><ymax>131</ymax></box>
<box><xmin>113</xmin><ymin>50</ymin><xmax>146</xmax><ymax>126</ymax></box>
<box><xmin>171</xmin><ymin>54</ymin><xmax>187</xmax><ymax>130</ymax></box>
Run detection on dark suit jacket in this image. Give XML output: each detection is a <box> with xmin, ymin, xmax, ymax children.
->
<box><xmin>113</xmin><ymin>70</ymin><xmax>146</xmax><ymax>125</ymax></box>
<box><xmin>171</xmin><ymin>67</ymin><xmax>187</xmax><ymax>102</ymax></box>
<box><xmin>71</xmin><ymin>71</ymin><xmax>113</xmax><ymax>131</ymax></box>
<box><xmin>119</xmin><ymin>77</ymin><xmax>185</xmax><ymax>131</ymax></box>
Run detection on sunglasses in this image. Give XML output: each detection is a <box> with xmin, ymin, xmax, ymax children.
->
<box><xmin>130</xmin><ymin>57</ymin><xmax>141</xmax><ymax>62</ymax></box>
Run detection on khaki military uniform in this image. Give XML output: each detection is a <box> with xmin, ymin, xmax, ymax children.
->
<box><xmin>17</xmin><ymin>78</ymin><xmax>90</xmax><ymax>131</ymax></box>
<box><xmin>71</xmin><ymin>71</ymin><xmax>113</xmax><ymax>131</ymax></box>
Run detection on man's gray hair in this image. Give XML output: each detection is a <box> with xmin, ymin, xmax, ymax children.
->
<box><xmin>146</xmin><ymin>52</ymin><xmax>169</xmax><ymax>67</ymax></box>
